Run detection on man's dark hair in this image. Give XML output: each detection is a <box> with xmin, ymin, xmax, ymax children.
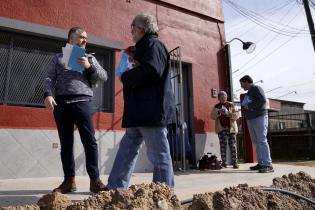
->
<box><xmin>239</xmin><ymin>75</ymin><xmax>253</xmax><ymax>84</ymax></box>
<box><xmin>67</xmin><ymin>27</ymin><xmax>85</xmax><ymax>42</ymax></box>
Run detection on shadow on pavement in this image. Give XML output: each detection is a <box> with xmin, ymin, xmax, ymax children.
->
<box><xmin>0</xmin><ymin>190</ymin><xmax>51</xmax><ymax>196</ymax></box>
<box><xmin>175</xmin><ymin>169</ymin><xmax>258</xmax><ymax>176</ymax></box>
<box><xmin>0</xmin><ymin>195</ymin><xmax>42</xmax><ymax>207</ymax></box>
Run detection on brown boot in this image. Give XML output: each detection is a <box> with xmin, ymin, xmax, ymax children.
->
<box><xmin>53</xmin><ymin>177</ymin><xmax>77</xmax><ymax>194</ymax></box>
<box><xmin>90</xmin><ymin>179</ymin><xmax>107</xmax><ymax>193</ymax></box>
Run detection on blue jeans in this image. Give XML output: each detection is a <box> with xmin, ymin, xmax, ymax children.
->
<box><xmin>247</xmin><ymin>115</ymin><xmax>272</xmax><ymax>166</ymax></box>
<box><xmin>107</xmin><ymin>126</ymin><xmax>174</xmax><ymax>189</ymax></box>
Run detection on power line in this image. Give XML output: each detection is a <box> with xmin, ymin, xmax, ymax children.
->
<box><xmin>226</xmin><ymin>0</ymin><xmax>294</xmax><ymax>35</ymax></box>
<box><xmin>233</xmin><ymin>33</ymin><xmax>302</xmax><ymax>77</ymax></box>
<box><xmin>234</xmin><ymin>5</ymin><xmax>304</xmax><ymax>74</ymax></box>
<box><xmin>265</xmin><ymin>86</ymin><xmax>283</xmax><ymax>93</ymax></box>
<box><xmin>277</xmin><ymin>90</ymin><xmax>297</xmax><ymax>98</ymax></box>
<box><xmin>226</xmin><ymin>0</ymin><xmax>310</xmax><ymax>34</ymax></box>
<box><xmin>225</xmin><ymin>0</ymin><xmax>312</xmax><ymax>37</ymax></box>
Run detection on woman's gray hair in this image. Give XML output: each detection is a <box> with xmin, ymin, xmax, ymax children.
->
<box><xmin>132</xmin><ymin>13</ymin><xmax>159</xmax><ymax>34</ymax></box>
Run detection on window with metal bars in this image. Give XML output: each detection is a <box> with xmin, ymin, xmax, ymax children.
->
<box><xmin>0</xmin><ymin>30</ymin><xmax>114</xmax><ymax>112</ymax></box>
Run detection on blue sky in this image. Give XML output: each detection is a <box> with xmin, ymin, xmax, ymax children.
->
<box><xmin>223</xmin><ymin>0</ymin><xmax>315</xmax><ymax>110</ymax></box>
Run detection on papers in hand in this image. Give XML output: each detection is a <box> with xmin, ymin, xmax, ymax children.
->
<box><xmin>221</xmin><ymin>105</ymin><xmax>229</xmax><ymax>115</ymax></box>
<box><xmin>115</xmin><ymin>53</ymin><xmax>135</xmax><ymax>77</ymax></box>
<box><xmin>61</xmin><ymin>44</ymin><xmax>86</xmax><ymax>72</ymax></box>
<box><xmin>241</xmin><ymin>95</ymin><xmax>251</xmax><ymax>106</ymax></box>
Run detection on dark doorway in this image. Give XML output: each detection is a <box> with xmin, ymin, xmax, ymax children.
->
<box><xmin>168</xmin><ymin>46</ymin><xmax>195</xmax><ymax>170</ymax></box>
<box><xmin>181</xmin><ymin>63</ymin><xmax>196</xmax><ymax>166</ymax></box>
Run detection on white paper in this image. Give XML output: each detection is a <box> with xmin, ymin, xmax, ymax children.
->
<box><xmin>61</xmin><ymin>43</ymin><xmax>73</xmax><ymax>70</ymax></box>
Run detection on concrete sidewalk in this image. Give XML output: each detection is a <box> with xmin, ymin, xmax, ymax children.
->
<box><xmin>0</xmin><ymin>163</ymin><xmax>314</xmax><ymax>207</ymax></box>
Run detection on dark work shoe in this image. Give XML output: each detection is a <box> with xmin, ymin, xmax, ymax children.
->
<box><xmin>53</xmin><ymin>177</ymin><xmax>77</xmax><ymax>194</ymax></box>
<box><xmin>233</xmin><ymin>163</ymin><xmax>239</xmax><ymax>169</ymax></box>
<box><xmin>259</xmin><ymin>165</ymin><xmax>274</xmax><ymax>173</ymax></box>
<box><xmin>249</xmin><ymin>164</ymin><xmax>263</xmax><ymax>171</ymax></box>
<box><xmin>90</xmin><ymin>179</ymin><xmax>107</xmax><ymax>193</ymax></box>
<box><xmin>221</xmin><ymin>163</ymin><xmax>227</xmax><ymax>168</ymax></box>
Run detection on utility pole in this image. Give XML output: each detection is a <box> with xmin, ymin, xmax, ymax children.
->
<box><xmin>303</xmin><ymin>0</ymin><xmax>315</xmax><ymax>52</ymax></box>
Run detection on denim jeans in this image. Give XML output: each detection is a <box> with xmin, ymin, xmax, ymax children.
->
<box><xmin>107</xmin><ymin>126</ymin><xmax>174</xmax><ymax>189</ymax></box>
<box><xmin>247</xmin><ymin>115</ymin><xmax>272</xmax><ymax>166</ymax></box>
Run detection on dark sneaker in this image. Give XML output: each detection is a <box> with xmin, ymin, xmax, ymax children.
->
<box><xmin>259</xmin><ymin>165</ymin><xmax>274</xmax><ymax>173</ymax></box>
<box><xmin>90</xmin><ymin>179</ymin><xmax>107</xmax><ymax>193</ymax></box>
<box><xmin>221</xmin><ymin>163</ymin><xmax>227</xmax><ymax>168</ymax></box>
<box><xmin>53</xmin><ymin>177</ymin><xmax>77</xmax><ymax>194</ymax></box>
<box><xmin>233</xmin><ymin>163</ymin><xmax>239</xmax><ymax>169</ymax></box>
<box><xmin>249</xmin><ymin>164</ymin><xmax>263</xmax><ymax>171</ymax></box>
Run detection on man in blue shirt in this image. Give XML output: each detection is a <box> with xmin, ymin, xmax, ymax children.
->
<box><xmin>240</xmin><ymin>75</ymin><xmax>273</xmax><ymax>173</ymax></box>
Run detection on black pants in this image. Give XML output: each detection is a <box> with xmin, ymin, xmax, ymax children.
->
<box><xmin>53</xmin><ymin>99</ymin><xmax>99</xmax><ymax>180</ymax></box>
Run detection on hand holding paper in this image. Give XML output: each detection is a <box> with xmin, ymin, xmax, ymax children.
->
<box><xmin>241</xmin><ymin>95</ymin><xmax>251</xmax><ymax>107</ymax></box>
<box><xmin>115</xmin><ymin>52</ymin><xmax>136</xmax><ymax>77</ymax></box>
<box><xmin>61</xmin><ymin>44</ymin><xmax>86</xmax><ymax>72</ymax></box>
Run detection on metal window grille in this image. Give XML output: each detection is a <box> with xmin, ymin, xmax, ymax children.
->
<box><xmin>0</xmin><ymin>30</ymin><xmax>114</xmax><ymax>112</ymax></box>
<box><xmin>169</xmin><ymin>46</ymin><xmax>186</xmax><ymax>171</ymax></box>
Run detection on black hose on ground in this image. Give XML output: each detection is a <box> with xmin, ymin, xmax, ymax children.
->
<box><xmin>259</xmin><ymin>187</ymin><xmax>315</xmax><ymax>206</ymax></box>
<box><xmin>180</xmin><ymin>187</ymin><xmax>315</xmax><ymax>206</ymax></box>
<box><xmin>181</xmin><ymin>198</ymin><xmax>193</xmax><ymax>205</ymax></box>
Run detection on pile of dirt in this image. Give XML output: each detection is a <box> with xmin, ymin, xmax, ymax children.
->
<box><xmin>37</xmin><ymin>192</ymin><xmax>72</xmax><ymax>210</ymax></box>
<box><xmin>272</xmin><ymin>171</ymin><xmax>315</xmax><ymax>199</ymax></box>
<box><xmin>1</xmin><ymin>183</ymin><xmax>180</xmax><ymax>210</ymax></box>
<box><xmin>0</xmin><ymin>205</ymin><xmax>40</xmax><ymax>210</ymax></box>
<box><xmin>68</xmin><ymin>183</ymin><xmax>180</xmax><ymax>210</ymax></box>
<box><xmin>1</xmin><ymin>172</ymin><xmax>314</xmax><ymax>210</ymax></box>
<box><xmin>186</xmin><ymin>172</ymin><xmax>315</xmax><ymax>210</ymax></box>
<box><xmin>186</xmin><ymin>183</ymin><xmax>313</xmax><ymax>210</ymax></box>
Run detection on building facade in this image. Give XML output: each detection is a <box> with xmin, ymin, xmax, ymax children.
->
<box><xmin>0</xmin><ymin>0</ymin><xmax>228</xmax><ymax>178</ymax></box>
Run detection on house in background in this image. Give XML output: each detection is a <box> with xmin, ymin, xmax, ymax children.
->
<box><xmin>268</xmin><ymin>99</ymin><xmax>306</xmax><ymax>130</ymax></box>
<box><xmin>0</xmin><ymin>0</ymin><xmax>229</xmax><ymax>178</ymax></box>
<box><xmin>267</xmin><ymin>99</ymin><xmax>314</xmax><ymax>159</ymax></box>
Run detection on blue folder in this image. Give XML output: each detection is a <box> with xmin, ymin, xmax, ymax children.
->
<box><xmin>241</xmin><ymin>95</ymin><xmax>251</xmax><ymax>106</ymax></box>
<box><xmin>68</xmin><ymin>45</ymin><xmax>86</xmax><ymax>72</ymax></box>
<box><xmin>115</xmin><ymin>53</ymin><xmax>129</xmax><ymax>76</ymax></box>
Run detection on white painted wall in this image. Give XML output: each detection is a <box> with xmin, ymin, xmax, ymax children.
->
<box><xmin>0</xmin><ymin>129</ymin><xmax>153</xmax><ymax>179</ymax></box>
<box><xmin>0</xmin><ymin>129</ymin><xmax>224</xmax><ymax>179</ymax></box>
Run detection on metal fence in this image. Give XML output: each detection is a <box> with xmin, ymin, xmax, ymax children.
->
<box><xmin>268</xmin><ymin>113</ymin><xmax>314</xmax><ymax>131</ymax></box>
<box><xmin>0</xmin><ymin>30</ymin><xmax>114</xmax><ymax>112</ymax></box>
<box><xmin>268</xmin><ymin>113</ymin><xmax>315</xmax><ymax>159</ymax></box>
<box><xmin>168</xmin><ymin>46</ymin><xmax>187</xmax><ymax>171</ymax></box>
<box><xmin>236</xmin><ymin>112</ymin><xmax>315</xmax><ymax>161</ymax></box>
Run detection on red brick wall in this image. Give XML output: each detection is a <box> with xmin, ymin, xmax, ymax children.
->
<box><xmin>0</xmin><ymin>0</ymin><xmax>227</xmax><ymax>133</ymax></box>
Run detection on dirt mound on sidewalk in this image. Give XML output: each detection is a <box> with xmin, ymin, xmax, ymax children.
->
<box><xmin>186</xmin><ymin>184</ymin><xmax>312</xmax><ymax>210</ymax></box>
<box><xmin>186</xmin><ymin>172</ymin><xmax>315</xmax><ymax>210</ymax></box>
<box><xmin>1</xmin><ymin>172</ymin><xmax>315</xmax><ymax>210</ymax></box>
<box><xmin>37</xmin><ymin>192</ymin><xmax>72</xmax><ymax>210</ymax></box>
<box><xmin>0</xmin><ymin>205</ymin><xmax>40</xmax><ymax>210</ymax></box>
<box><xmin>272</xmin><ymin>171</ymin><xmax>315</xmax><ymax>199</ymax></box>
<box><xmin>1</xmin><ymin>183</ymin><xmax>179</xmax><ymax>210</ymax></box>
<box><xmin>68</xmin><ymin>183</ymin><xmax>180</xmax><ymax>210</ymax></box>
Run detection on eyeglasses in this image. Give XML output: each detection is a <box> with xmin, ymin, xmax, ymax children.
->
<box><xmin>79</xmin><ymin>35</ymin><xmax>87</xmax><ymax>40</ymax></box>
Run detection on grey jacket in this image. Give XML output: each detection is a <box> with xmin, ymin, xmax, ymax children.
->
<box><xmin>43</xmin><ymin>53</ymin><xmax>107</xmax><ymax>98</ymax></box>
<box><xmin>244</xmin><ymin>85</ymin><xmax>267</xmax><ymax>120</ymax></box>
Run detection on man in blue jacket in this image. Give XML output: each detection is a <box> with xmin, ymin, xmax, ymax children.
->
<box><xmin>240</xmin><ymin>75</ymin><xmax>273</xmax><ymax>173</ymax></box>
<box><xmin>43</xmin><ymin>27</ymin><xmax>108</xmax><ymax>193</ymax></box>
<box><xmin>107</xmin><ymin>13</ymin><xmax>175</xmax><ymax>189</ymax></box>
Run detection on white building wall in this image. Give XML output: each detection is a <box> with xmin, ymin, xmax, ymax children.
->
<box><xmin>0</xmin><ymin>129</ymin><xmax>224</xmax><ymax>179</ymax></box>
